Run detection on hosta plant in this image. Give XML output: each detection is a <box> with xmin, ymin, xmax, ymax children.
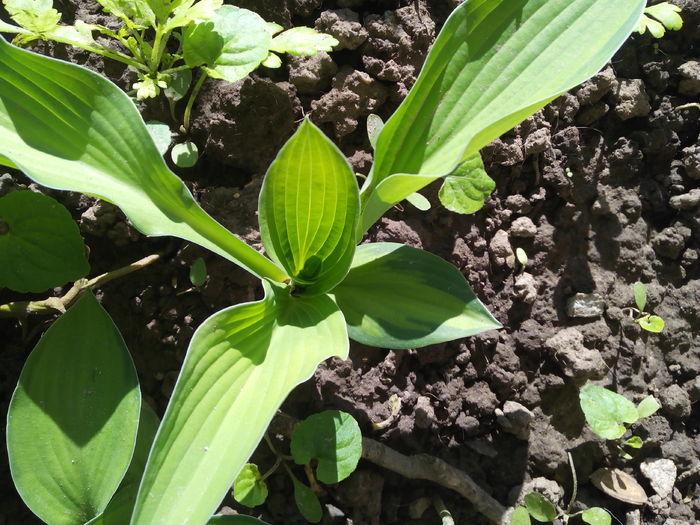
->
<box><xmin>0</xmin><ymin>0</ymin><xmax>646</xmax><ymax>523</ymax></box>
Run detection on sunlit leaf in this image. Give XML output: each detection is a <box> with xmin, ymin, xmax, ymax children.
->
<box><xmin>579</xmin><ymin>384</ymin><xmax>638</xmax><ymax>440</ymax></box>
<box><xmin>269</xmin><ymin>27</ymin><xmax>338</xmax><ymax>56</ymax></box>
<box><xmin>524</xmin><ymin>493</ymin><xmax>557</xmax><ymax>522</ymax></box>
<box><xmin>145</xmin><ymin>121</ymin><xmax>172</xmax><ymax>156</ymax></box>
<box><xmin>438</xmin><ymin>153</ymin><xmax>494</xmax><ymax>215</ymax></box>
<box><xmin>233</xmin><ymin>464</ymin><xmax>268</xmax><ymax>508</ymax></box>
<box><xmin>633</xmin><ymin>282</ymin><xmax>646</xmax><ymax>312</ymax></box>
<box><xmin>636</xmin><ymin>396</ymin><xmax>660</xmax><ymax>419</ymax></box>
<box><xmin>171</xmin><ymin>141</ymin><xmax>198</xmax><ymax>167</ymax></box>
<box><xmin>638</xmin><ymin>315</ymin><xmax>664</xmax><ymax>333</ymax></box>
<box><xmin>581</xmin><ymin>507</ymin><xmax>612</xmax><ymax>525</ymax></box>
<box><xmin>510</xmin><ymin>507</ymin><xmax>531</xmax><ymax>525</ymax></box>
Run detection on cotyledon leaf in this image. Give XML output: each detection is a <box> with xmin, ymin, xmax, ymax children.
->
<box><xmin>7</xmin><ymin>292</ymin><xmax>140</xmax><ymax>525</ymax></box>
<box><xmin>331</xmin><ymin>243</ymin><xmax>501</xmax><ymax>349</ymax></box>
<box><xmin>131</xmin><ymin>282</ymin><xmax>348</xmax><ymax>525</ymax></box>
<box><xmin>0</xmin><ymin>35</ymin><xmax>287</xmax><ymax>282</ymax></box>
<box><xmin>259</xmin><ymin>119</ymin><xmax>360</xmax><ymax>296</ymax></box>
<box><xmin>360</xmin><ymin>0</ymin><xmax>646</xmax><ymax>232</ymax></box>
<box><xmin>579</xmin><ymin>384</ymin><xmax>639</xmax><ymax>440</ymax></box>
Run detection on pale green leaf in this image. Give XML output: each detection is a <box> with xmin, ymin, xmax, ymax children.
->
<box><xmin>636</xmin><ymin>396</ymin><xmax>661</xmax><ymax>419</ymax></box>
<box><xmin>624</xmin><ymin>435</ymin><xmax>643</xmax><ymax>449</ymax></box>
<box><xmin>95</xmin><ymin>0</ymin><xmax>155</xmax><ymax>26</ymax></box>
<box><xmin>270</xmin><ymin>27</ymin><xmax>338</xmax><ymax>56</ymax></box>
<box><xmin>261</xmin><ymin>52</ymin><xmax>282</xmax><ymax>68</ymax></box>
<box><xmin>360</xmin><ymin>0</ymin><xmax>646</xmax><ymax>232</ymax></box>
<box><xmin>182</xmin><ymin>6</ymin><xmax>271</xmax><ymax>83</ymax></box>
<box><xmin>438</xmin><ymin>153</ymin><xmax>495</xmax><ymax>214</ymax></box>
<box><xmin>233</xmin><ymin>464</ymin><xmax>269</xmax><ymax>507</ymax></box>
<box><xmin>331</xmin><ymin>243</ymin><xmax>500</xmax><ymax>349</ymax></box>
<box><xmin>645</xmin><ymin>2</ymin><xmax>683</xmax><ymax>31</ymax></box>
<box><xmin>146</xmin><ymin>0</ymin><xmax>184</xmax><ymax>23</ymax></box>
<box><xmin>259</xmin><ymin>119</ymin><xmax>360</xmax><ymax>296</ymax></box>
<box><xmin>633</xmin><ymin>281</ymin><xmax>646</xmax><ymax>312</ymax></box>
<box><xmin>0</xmin><ymin>153</ymin><xmax>18</xmax><ymax>167</ymax></box>
<box><xmin>581</xmin><ymin>507</ymin><xmax>612</xmax><ymax>525</ymax></box>
<box><xmin>524</xmin><ymin>492</ymin><xmax>557</xmax><ymax>522</ymax></box>
<box><xmin>366</xmin><ymin>113</ymin><xmax>384</xmax><ymax>150</ymax></box>
<box><xmin>9</xmin><ymin>7</ymin><xmax>60</xmax><ymax>34</ymax></box>
<box><xmin>511</xmin><ymin>507</ymin><xmax>531</xmax><ymax>525</ymax></box>
<box><xmin>405</xmin><ymin>191</ymin><xmax>430</xmax><ymax>211</ymax></box>
<box><xmin>166</xmin><ymin>0</ymin><xmax>223</xmax><ymax>31</ymax></box>
<box><xmin>131</xmin><ymin>283</ymin><xmax>348</xmax><ymax>525</ymax></box>
<box><xmin>516</xmin><ymin>247</ymin><xmax>528</xmax><ymax>266</ymax></box>
<box><xmin>579</xmin><ymin>384</ymin><xmax>639</xmax><ymax>440</ymax></box>
<box><xmin>0</xmin><ymin>190</ymin><xmax>89</xmax><ymax>292</ymax></box>
<box><xmin>171</xmin><ymin>141</ymin><xmax>198</xmax><ymax>167</ymax></box>
<box><xmin>0</xmin><ymin>18</ymin><xmax>29</xmax><ymax>33</ymax></box>
<box><xmin>49</xmin><ymin>21</ymin><xmax>95</xmax><ymax>46</ymax></box>
<box><xmin>292</xmin><ymin>477</ymin><xmax>322</xmax><ymax>523</ymax></box>
<box><xmin>7</xmin><ymin>292</ymin><xmax>140</xmax><ymax>525</ymax></box>
<box><xmin>145</xmin><ymin>120</ymin><xmax>172</xmax><ymax>156</ymax></box>
<box><xmin>638</xmin><ymin>315</ymin><xmax>664</xmax><ymax>333</ymax></box>
<box><xmin>291</xmin><ymin>410</ymin><xmax>362</xmax><ymax>484</ymax></box>
<box><xmin>0</xmin><ymin>36</ymin><xmax>287</xmax><ymax>282</ymax></box>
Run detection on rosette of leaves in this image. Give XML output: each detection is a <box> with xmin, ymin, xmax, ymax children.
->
<box><xmin>0</xmin><ymin>0</ymin><xmax>646</xmax><ymax>523</ymax></box>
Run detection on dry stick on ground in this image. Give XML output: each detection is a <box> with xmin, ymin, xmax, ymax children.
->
<box><xmin>270</xmin><ymin>412</ymin><xmax>508</xmax><ymax>524</ymax></box>
<box><xmin>0</xmin><ymin>253</ymin><xmax>161</xmax><ymax>318</ymax></box>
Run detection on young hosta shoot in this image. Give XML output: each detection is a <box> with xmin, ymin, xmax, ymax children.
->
<box><xmin>0</xmin><ymin>191</ymin><xmax>89</xmax><ymax>292</ymax></box>
<box><xmin>628</xmin><ymin>282</ymin><xmax>665</xmax><ymax>333</ymax></box>
<box><xmin>635</xmin><ymin>2</ymin><xmax>683</xmax><ymax>39</ymax></box>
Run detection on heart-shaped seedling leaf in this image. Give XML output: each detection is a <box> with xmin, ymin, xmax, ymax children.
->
<box><xmin>638</xmin><ymin>315</ymin><xmax>664</xmax><ymax>333</ymax></box>
<box><xmin>291</xmin><ymin>476</ymin><xmax>322</xmax><ymax>523</ymax></box>
<box><xmin>523</xmin><ymin>492</ymin><xmax>557</xmax><ymax>522</ymax></box>
<box><xmin>633</xmin><ymin>282</ymin><xmax>647</xmax><ymax>312</ymax></box>
<box><xmin>624</xmin><ymin>436</ymin><xmax>643</xmax><ymax>449</ymax></box>
<box><xmin>171</xmin><ymin>141</ymin><xmax>199</xmax><ymax>168</ymax></box>
<box><xmin>581</xmin><ymin>507</ymin><xmax>612</xmax><ymax>525</ymax></box>
<box><xmin>438</xmin><ymin>153</ymin><xmax>495</xmax><ymax>215</ymax></box>
<box><xmin>510</xmin><ymin>506</ymin><xmax>531</xmax><ymax>525</ymax></box>
<box><xmin>189</xmin><ymin>257</ymin><xmax>207</xmax><ymax>286</ymax></box>
<box><xmin>636</xmin><ymin>395</ymin><xmax>661</xmax><ymax>419</ymax></box>
<box><xmin>579</xmin><ymin>384</ymin><xmax>639</xmax><ymax>440</ymax></box>
<box><xmin>291</xmin><ymin>410</ymin><xmax>362</xmax><ymax>485</ymax></box>
<box><xmin>145</xmin><ymin>121</ymin><xmax>172</xmax><ymax>156</ymax></box>
<box><xmin>0</xmin><ymin>191</ymin><xmax>89</xmax><ymax>293</ymax></box>
<box><xmin>233</xmin><ymin>464</ymin><xmax>268</xmax><ymax>508</ymax></box>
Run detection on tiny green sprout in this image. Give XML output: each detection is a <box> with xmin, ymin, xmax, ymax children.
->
<box><xmin>512</xmin><ymin>493</ymin><xmax>611</xmax><ymax>525</ymax></box>
<box><xmin>626</xmin><ymin>282</ymin><xmax>665</xmax><ymax>333</ymax></box>
<box><xmin>189</xmin><ymin>257</ymin><xmax>207</xmax><ymax>287</ymax></box>
<box><xmin>516</xmin><ymin>247</ymin><xmax>528</xmax><ymax>267</ymax></box>
<box><xmin>635</xmin><ymin>2</ymin><xmax>683</xmax><ymax>39</ymax></box>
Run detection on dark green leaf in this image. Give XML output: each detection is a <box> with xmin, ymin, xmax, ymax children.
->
<box><xmin>164</xmin><ymin>69</ymin><xmax>193</xmax><ymax>102</ymax></box>
<box><xmin>7</xmin><ymin>292</ymin><xmax>140</xmax><ymax>525</ymax></box>
<box><xmin>233</xmin><ymin>464</ymin><xmax>269</xmax><ymax>508</ymax></box>
<box><xmin>291</xmin><ymin>410</ymin><xmax>362</xmax><ymax>484</ymax></box>
<box><xmin>438</xmin><ymin>153</ymin><xmax>494</xmax><ymax>214</ymax></box>
<box><xmin>0</xmin><ymin>190</ymin><xmax>89</xmax><ymax>292</ymax></box>
<box><xmin>331</xmin><ymin>243</ymin><xmax>501</xmax><ymax>349</ymax></box>
<box><xmin>579</xmin><ymin>384</ymin><xmax>638</xmax><ymax>440</ymax></box>
<box><xmin>189</xmin><ymin>256</ymin><xmax>207</xmax><ymax>286</ymax></box>
<box><xmin>171</xmin><ymin>141</ymin><xmax>199</xmax><ymax>167</ymax></box>
<box><xmin>524</xmin><ymin>492</ymin><xmax>557</xmax><ymax>522</ymax></box>
<box><xmin>292</xmin><ymin>476</ymin><xmax>322</xmax><ymax>523</ymax></box>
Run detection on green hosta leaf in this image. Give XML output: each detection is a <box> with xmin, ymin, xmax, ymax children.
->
<box><xmin>270</xmin><ymin>27</ymin><xmax>338</xmax><ymax>56</ymax></box>
<box><xmin>624</xmin><ymin>435</ymin><xmax>643</xmax><ymax>449</ymax></box>
<box><xmin>171</xmin><ymin>141</ymin><xmax>199</xmax><ymax>168</ymax></box>
<box><xmin>131</xmin><ymin>282</ymin><xmax>348</xmax><ymax>525</ymax></box>
<box><xmin>366</xmin><ymin>113</ymin><xmax>383</xmax><ymax>150</ymax></box>
<box><xmin>7</xmin><ymin>292</ymin><xmax>140</xmax><ymax>525</ymax></box>
<box><xmin>164</xmin><ymin>69</ymin><xmax>192</xmax><ymax>102</ymax></box>
<box><xmin>0</xmin><ymin>36</ymin><xmax>287</xmax><ymax>282</ymax></box>
<box><xmin>633</xmin><ymin>282</ymin><xmax>646</xmax><ymax>312</ymax></box>
<box><xmin>291</xmin><ymin>410</ymin><xmax>362</xmax><ymax>484</ymax></box>
<box><xmin>189</xmin><ymin>256</ymin><xmax>207</xmax><ymax>286</ymax></box>
<box><xmin>581</xmin><ymin>507</ymin><xmax>612</xmax><ymax>525</ymax></box>
<box><xmin>523</xmin><ymin>492</ymin><xmax>557</xmax><ymax>522</ymax></box>
<box><xmin>405</xmin><ymin>192</ymin><xmax>430</xmax><ymax>211</ymax></box>
<box><xmin>510</xmin><ymin>507</ymin><xmax>531</xmax><ymax>525</ymax></box>
<box><xmin>579</xmin><ymin>384</ymin><xmax>639</xmax><ymax>440</ymax></box>
<box><xmin>360</xmin><ymin>0</ymin><xmax>645</xmax><ymax>232</ymax></box>
<box><xmin>0</xmin><ymin>191</ymin><xmax>89</xmax><ymax>293</ymax></box>
<box><xmin>292</xmin><ymin>477</ymin><xmax>322</xmax><ymax>523</ymax></box>
<box><xmin>208</xmin><ymin>517</ymin><xmax>270</xmax><ymax>525</ymax></box>
<box><xmin>645</xmin><ymin>2</ymin><xmax>683</xmax><ymax>31</ymax></box>
<box><xmin>638</xmin><ymin>315</ymin><xmax>664</xmax><ymax>333</ymax></box>
<box><xmin>87</xmin><ymin>405</ymin><xmax>160</xmax><ymax>525</ymax></box>
<box><xmin>636</xmin><ymin>395</ymin><xmax>661</xmax><ymax>419</ymax></box>
<box><xmin>145</xmin><ymin>121</ymin><xmax>172</xmax><ymax>156</ymax></box>
<box><xmin>331</xmin><ymin>243</ymin><xmax>500</xmax><ymax>349</ymax></box>
<box><xmin>166</xmin><ymin>0</ymin><xmax>223</xmax><ymax>31</ymax></box>
<box><xmin>438</xmin><ymin>153</ymin><xmax>495</xmax><ymax>215</ymax></box>
<box><xmin>233</xmin><ymin>464</ymin><xmax>269</xmax><ymax>507</ymax></box>
<box><xmin>259</xmin><ymin>119</ymin><xmax>360</xmax><ymax>296</ymax></box>
<box><xmin>182</xmin><ymin>6</ymin><xmax>271</xmax><ymax>83</ymax></box>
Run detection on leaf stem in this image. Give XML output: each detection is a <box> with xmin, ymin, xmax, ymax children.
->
<box><xmin>431</xmin><ymin>495</ymin><xmax>455</xmax><ymax>525</ymax></box>
<box><xmin>183</xmin><ymin>70</ymin><xmax>208</xmax><ymax>132</ymax></box>
<box><xmin>566</xmin><ymin>451</ymin><xmax>577</xmax><ymax>514</ymax></box>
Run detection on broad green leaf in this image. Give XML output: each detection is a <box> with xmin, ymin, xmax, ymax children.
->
<box><xmin>331</xmin><ymin>243</ymin><xmax>500</xmax><ymax>349</ymax></box>
<box><xmin>131</xmin><ymin>282</ymin><xmax>348</xmax><ymax>525</ymax></box>
<box><xmin>265</xmin><ymin>22</ymin><xmax>283</xmax><ymax>37</ymax></box>
<box><xmin>269</xmin><ymin>27</ymin><xmax>338</xmax><ymax>56</ymax></box>
<box><xmin>49</xmin><ymin>23</ymin><xmax>96</xmax><ymax>47</ymax></box>
<box><xmin>581</xmin><ymin>507</ymin><xmax>612</xmax><ymax>525</ymax></box>
<box><xmin>182</xmin><ymin>6</ymin><xmax>271</xmax><ymax>83</ymax></box>
<box><xmin>145</xmin><ymin>0</ymin><xmax>183</xmax><ymax>23</ymax></box>
<box><xmin>7</xmin><ymin>292</ymin><xmax>140</xmax><ymax>525</ymax></box>
<box><xmin>636</xmin><ymin>396</ymin><xmax>661</xmax><ymax>419</ymax></box>
<box><xmin>0</xmin><ymin>190</ymin><xmax>89</xmax><ymax>292</ymax></box>
<box><xmin>405</xmin><ymin>191</ymin><xmax>430</xmax><ymax>211</ymax></box>
<box><xmin>645</xmin><ymin>3</ymin><xmax>683</xmax><ymax>31</ymax></box>
<box><xmin>259</xmin><ymin>119</ymin><xmax>360</xmax><ymax>296</ymax></box>
<box><xmin>208</xmin><ymin>517</ymin><xmax>270</xmax><ymax>525</ymax></box>
<box><xmin>292</xmin><ymin>476</ymin><xmax>322</xmax><ymax>523</ymax></box>
<box><xmin>360</xmin><ymin>0</ymin><xmax>646</xmax><ymax>232</ymax></box>
<box><xmin>644</xmin><ymin>17</ymin><xmax>666</xmax><ymax>38</ymax></box>
<box><xmin>624</xmin><ymin>436</ymin><xmax>643</xmax><ymax>449</ymax></box>
<box><xmin>233</xmin><ymin>464</ymin><xmax>269</xmax><ymax>507</ymax></box>
<box><xmin>87</xmin><ymin>405</ymin><xmax>160</xmax><ymax>525</ymax></box>
<box><xmin>638</xmin><ymin>315</ymin><xmax>664</xmax><ymax>333</ymax></box>
<box><xmin>145</xmin><ymin>121</ymin><xmax>172</xmax><ymax>156</ymax></box>
<box><xmin>633</xmin><ymin>282</ymin><xmax>646</xmax><ymax>312</ymax></box>
<box><xmin>164</xmin><ymin>69</ymin><xmax>192</xmax><ymax>102</ymax></box>
<box><xmin>511</xmin><ymin>507</ymin><xmax>531</xmax><ymax>525</ymax></box>
<box><xmin>166</xmin><ymin>0</ymin><xmax>223</xmax><ymax>31</ymax></box>
<box><xmin>5</xmin><ymin>0</ymin><xmax>60</xmax><ymax>33</ymax></box>
<box><xmin>291</xmin><ymin>410</ymin><xmax>362</xmax><ymax>484</ymax></box>
<box><xmin>579</xmin><ymin>384</ymin><xmax>639</xmax><ymax>440</ymax></box>
<box><xmin>523</xmin><ymin>493</ymin><xmax>557</xmax><ymax>522</ymax></box>
<box><xmin>366</xmin><ymin>113</ymin><xmax>383</xmax><ymax>150</ymax></box>
<box><xmin>171</xmin><ymin>141</ymin><xmax>199</xmax><ymax>167</ymax></box>
<box><xmin>438</xmin><ymin>153</ymin><xmax>495</xmax><ymax>214</ymax></box>
<box><xmin>0</xmin><ymin>36</ymin><xmax>287</xmax><ymax>282</ymax></box>
<box><xmin>190</xmin><ymin>256</ymin><xmax>207</xmax><ymax>286</ymax></box>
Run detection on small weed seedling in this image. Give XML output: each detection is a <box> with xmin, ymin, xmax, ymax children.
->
<box><xmin>635</xmin><ymin>2</ymin><xmax>683</xmax><ymax>39</ymax></box>
<box><xmin>625</xmin><ymin>282</ymin><xmax>665</xmax><ymax>333</ymax></box>
<box><xmin>233</xmin><ymin>410</ymin><xmax>362</xmax><ymax>523</ymax></box>
<box><xmin>579</xmin><ymin>383</ymin><xmax>661</xmax><ymax>458</ymax></box>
